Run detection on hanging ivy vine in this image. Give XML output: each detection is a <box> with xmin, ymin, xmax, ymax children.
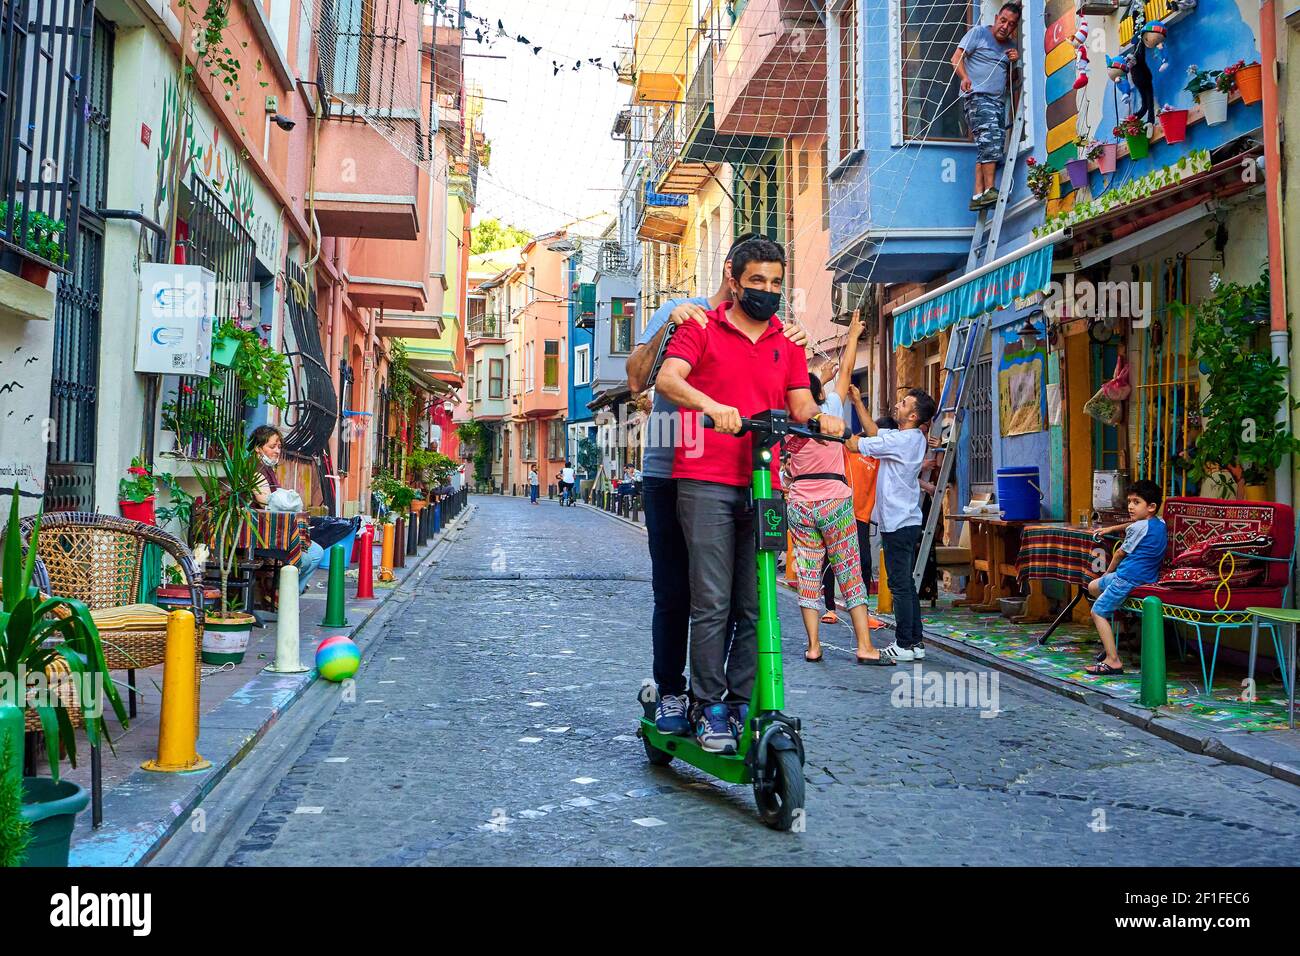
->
<box><xmin>388</xmin><ymin>340</ymin><xmax>417</xmax><ymax>411</ymax></box>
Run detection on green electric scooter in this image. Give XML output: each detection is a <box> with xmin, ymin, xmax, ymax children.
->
<box><xmin>638</xmin><ymin>408</ymin><xmax>847</xmax><ymax>830</ymax></box>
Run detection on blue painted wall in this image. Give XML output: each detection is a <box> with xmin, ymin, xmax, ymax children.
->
<box><xmin>567</xmin><ymin>253</ymin><xmax>594</xmax><ymax>432</ymax></box>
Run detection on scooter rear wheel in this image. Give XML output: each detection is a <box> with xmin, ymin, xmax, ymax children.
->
<box><xmin>643</xmin><ymin>734</ymin><xmax>674</xmax><ymax>767</ymax></box>
<box><xmin>754</xmin><ymin>748</ymin><xmax>804</xmax><ymax>830</ymax></box>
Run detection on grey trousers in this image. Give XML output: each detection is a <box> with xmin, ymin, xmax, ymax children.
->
<box><xmin>676</xmin><ymin>479</ymin><xmax>757</xmax><ymax>708</ymax></box>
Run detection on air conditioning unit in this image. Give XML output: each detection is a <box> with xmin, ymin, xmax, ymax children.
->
<box><xmin>832</xmin><ymin>282</ymin><xmax>874</xmax><ymax>327</ymax></box>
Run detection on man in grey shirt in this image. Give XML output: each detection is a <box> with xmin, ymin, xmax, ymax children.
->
<box><xmin>951</xmin><ymin>2</ymin><xmax>1021</xmax><ymax>209</ymax></box>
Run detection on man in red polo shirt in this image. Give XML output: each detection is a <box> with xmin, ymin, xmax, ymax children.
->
<box><xmin>656</xmin><ymin>238</ymin><xmax>845</xmax><ymax>754</ymax></box>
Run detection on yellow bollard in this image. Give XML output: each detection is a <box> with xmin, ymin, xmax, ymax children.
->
<box><xmin>877</xmin><ymin>554</ymin><xmax>893</xmax><ymax>615</ymax></box>
<box><xmin>379</xmin><ymin>520</ymin><xmax>396</xmax><ymax>583</ymax></box>
<box><xmin>142</xmin><ymin>610</ymin><xmax>212</xmax><ymax>773</ymax></box>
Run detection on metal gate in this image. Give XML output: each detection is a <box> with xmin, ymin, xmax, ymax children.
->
<box><xmin>968</xmin><ymin>351</ymin><xmax>993</xmax><ymax>489</ymax></box>
<box><xmin>45</xmin><ymin>14</ymin><xmax>111</xmax><ymax>513</ymax></box>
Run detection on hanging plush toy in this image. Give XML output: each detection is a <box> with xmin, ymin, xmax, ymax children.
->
<box><xmin>1106</xmin><ymin>54</ymin><xmax>1133</xmax><ymax>98</ymax></box>
<box><xmin>1131</xmin><ymin>38</ymin><xmax>1157</xmax><ymax>123</ymax></box>
<box><xmin>1142</xmin><ymin>20</ymin><xmax>1170</xmax><ymax>72</ymax></box>
<box><xmin>1070</xmin><ymin>18</ymin><xmax>1090</xmax><ymax>90</ymax></box>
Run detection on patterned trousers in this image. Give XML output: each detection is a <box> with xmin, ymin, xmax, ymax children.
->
<box><xmin>788</xmin><ymin>497</ymin><xmax>867</xmax><ymax>612</ymax></box>
<box><xmin>962</xmin><ymin>92</ymin><xmax>1006</xmax><ymax>165</ymax></box>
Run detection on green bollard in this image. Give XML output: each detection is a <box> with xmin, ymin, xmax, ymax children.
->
<box><xmin>322</xmin><ymin>544</ymin><xmax>350</xmax><ymax>627</ymax></box>
<box><xmin>1139</xmin><ymin>595</ymin><xmax>1167</xmax><ymax>707</ymax></box>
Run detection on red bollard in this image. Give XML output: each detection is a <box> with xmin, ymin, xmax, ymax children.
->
<box><xmin>356</xmin><ymin>522</ymin><xmax>375</xmax><ymax>599</ymax></box>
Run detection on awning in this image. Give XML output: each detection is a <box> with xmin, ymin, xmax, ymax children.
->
<box><xmin>892</xmin><ymin>229</ymin><xmax>1069</xmax><ymax>349</ymax></box>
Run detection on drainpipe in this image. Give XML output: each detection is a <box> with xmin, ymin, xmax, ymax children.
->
<box><xmin>1260</xmin><ymin>0</ymin><xmax>1290</xmax><ymax>506</ymax></box>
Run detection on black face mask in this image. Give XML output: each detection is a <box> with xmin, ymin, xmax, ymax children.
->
<box><xmin>736</xmin><ymin>286</ymin><xmax>781</xmax><ymax>322</ymax></box>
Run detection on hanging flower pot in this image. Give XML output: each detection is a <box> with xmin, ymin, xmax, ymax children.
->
<box><xmin>211</xmin><ymin>330</ymin><xmax>241</xmax><ymax>368</ymax></box>
<box><xmin>1097</xmin><ymin>143</ymin><xmax>1118</xmax><ymax>174</ymax></box>
<box><xmin>1199</xmin><ymin>89</ymin><xmax>1229</xmax><ymax>126</ymax></box>
<box><xmin>1065</xmin><ymin>159</ymin><xmax>1090</xmax><ymax>189</ymax></box>
<box><xmin>119</xmin><ymin>496</ymin><xmax>156</xmax><ymax>525</ymax></box>
<box><xmin>1158</xmin><ymin>108</ymin><xmax>1189</xmax><ymax>144</ymax></box>
<box><xmin>1125</xmin><ymin>133</ymin><xmax>1150</xmax><ymax>160</ymax></box>
<box><xmin>1235</xmin><ymin>62</ymin><xmax>1262</xmax><ymax>105</ymax></box>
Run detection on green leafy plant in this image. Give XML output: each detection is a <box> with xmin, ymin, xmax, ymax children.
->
<box><xmin>217</xmin><ymin>321</ymin><xmax>290</xmax><ymax>410</ymax></box>
<box><xmin>1186</xmin><ymin>267</ymin><xmax>1299</xmax><ymax>495</ymax></box>
<box><xmin>1035</xmin><ymin>150</ymin><xmax>1213</xmax><ymax>236</ymax></box>
<box><xmin>576</xmin><ymin>436</ymin><xmax>600</xmax><ymax>476</ymax></box>
<box><xmin>161</xmin><ymin>377</ymin><xmax>220</xmax><ymax>452</ymax></box>
<box><xmin>0</xmin><ymin>735</ymin><xmax>30</xmax><ymax>867</ymax></box>
<box><xmin>1025</xmin><ymin>157</ymin><xmax>1056</xmax><ymax>201</ymax></box>
<box><xmin>0</xmin><ymin>202</ymin><xmax>69</xmax><ymax>267</ymax></box>
<box><xmin>387</xmin><ymin>341</ymin><xmax>415</xmax><ymax>411</ymax></box>
<box><xmin>389</xmin><ymin>484</ymin><xmax>418</xmax><ymax>514</ymax></box>
<box><xmin>0</xmin><ymin>487</ymin><xmax>128</xmax><ymax>781</ymax></box>
<box><xmin>1184</xmin><ymin>65</ymin><xmax>1220</xmax><ymax>100</ymax></box>
<box><xmin>405</xmin><ymin>447</ymin><xmax>436</xmax><ymax>485</ymax></box>
<box><xmin>194</xmin><ymin>439</ymin><xmax>264</xmax><ymax>617</ymax></box>
<box><xmin>154</xmin><ymin>471</ymin><xmax>196</xmax><ymax>531</ymax></box>
<box><xmin>117</xmin><ymin>457</ymin><xmax>156</xmax><ymax>503</ymax></box>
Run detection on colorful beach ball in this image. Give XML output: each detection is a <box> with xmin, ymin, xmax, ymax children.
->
<box><xmin>315</xmin><ymin>635</ymin><xmax>360</xmax><ymax>682</ymax></box>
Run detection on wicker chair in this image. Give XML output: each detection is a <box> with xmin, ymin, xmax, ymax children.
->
<box><xmin>19</xmin><ymin>512</ymin><xmax>205</xmax><ymax>728</ymax></box>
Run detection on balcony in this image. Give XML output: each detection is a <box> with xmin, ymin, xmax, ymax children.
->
<box><xmin>632</xmin><ymin>0</ymin><xmax>690</xmax><ymax>103</ymax></box>
<box><xmin>467</xmin><ymin>312</ymin><xmax>507</xmax><ymax>344</ymax></box>
<box><xmin>714</xmin><ymin>0</ymin><xmax>827</xmax><ymax>137</ymax></box>
<box><xmin>374</xmin><ymin>312</ymin><xmax>444</xmax><ymax>338</ymax></box>
<box><xmin>599</xmin><ymin>241</ymin><xmax>632</xmax><ymax>275</ymax></box>
<box><xmin>636</xmin><ymin>178</ymin><xmax>688</xmax><ymax>245</ymax></box>
<box><xmin>652</xmin><ymin>45</ymin><xmax>774</xmax><ymax>194</ymax></box>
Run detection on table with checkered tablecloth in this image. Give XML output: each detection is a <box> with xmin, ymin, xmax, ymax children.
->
<box><xmin>1017</xmin><ymin>524</ymin><xmax>1117</xmax><ymax>644</ymax></box>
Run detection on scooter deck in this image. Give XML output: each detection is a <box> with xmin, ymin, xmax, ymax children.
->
<box><xmin>639</xmin><ymin>718</ymin><xmax>752</xmax><ymax>784</ymax></box>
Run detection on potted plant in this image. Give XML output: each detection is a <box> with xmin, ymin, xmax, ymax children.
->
<box><xmin>1187</xmin><ymin>268</ymin><xmax>1299</xmax><ymax>499</ymax></box>
<box><xmin>1065</xmin><ymin>136</ymin><xmax>1092</xmax><ymax>189</ymax></box>
<box><xmin>0</xmin><ymin>203</ymin><xmax>69</xmax><ymax>287</ymax></box>
<box><xmin>0</xmin><ymin>487</ymin><xmax>127</xmax><ymax>866</ymax></box>
<box><xmin>194</xmin><ymin>439</ymin><xmax>264</xmax><ymax>664</ymax></box>
<box><xmin>1114</xmin><ymin>114</ymin><xmax>1149</xmax><ymax>160</ymax></box>
<box><xmin>1157</xmin><ymin>103</ymin><xmax>1189</xmax><ymax>145</ymax></box>
<box><xmin>1025</xmin><ymin>157</ymin><xmax>1057</xmax><ymax>201</ymax></box>
<box><xmin>1186</xmin><ymin>65</ymin><xmax>1227</xmax><ymax>125</ymax></box>
<box><xmin>117</xmin><ymin>456</ymin><xmax>157</xmax><ymax>525</ymax></box>
<box><xmin>210</xmin><ymin>326</ymin><xmax>241</xmax><ymax>368</ymax></box>
<box><xmin>1228</xmin><ymin>59</ymin><xmax>1262</xmax><ymax>105</ymax></box>
<box><xmin>0</xmin><ymin>731</ymin><xmax>31</xmax><ymax>867</ymax></box>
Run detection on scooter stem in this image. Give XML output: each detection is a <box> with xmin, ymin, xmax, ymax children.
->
<box><xmin>751</xmin><ymin>443</ymin><xmax>784</xmax><ymax>716</ymax></box>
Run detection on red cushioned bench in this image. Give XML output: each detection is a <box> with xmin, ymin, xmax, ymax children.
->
<box><xmin>1120</xmin><ymin>496</ymin><xmax>1297</xmax><ymax>693</ymax></box>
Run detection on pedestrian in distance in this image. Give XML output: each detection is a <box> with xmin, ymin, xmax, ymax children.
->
<box><xmin>1084</xmin><ymin>480</ymin><xmax>1168</xmax><ymax>676</ymax></box>
<box><xmin>623</xmin><ymin>233</ymin><xmax>809</xmax><ymax>740</ymax></box>
<box><xmin>853</xmin><ymin>387</ymin><xmax>938</xmax><ymax>662</ymax></box>
<box><xmin>528</xmin><ymin>466</ymin><xmax>540</xmax><ymax>505</ymax></box>
<box><xmin>560</xmin><ymin>462</ymin><xmax>576</xmax><ymax>506</ymax></box>
<box><xmin>785</xmin><ymin>309</ymin><xmax>891</xmax><ymax>666</ymax></box>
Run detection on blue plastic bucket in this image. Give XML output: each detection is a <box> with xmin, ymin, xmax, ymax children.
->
<box><xmin>996</xmin><ymin>466</ymin><xmax>1042</xmax><ymax>521</ymax></box>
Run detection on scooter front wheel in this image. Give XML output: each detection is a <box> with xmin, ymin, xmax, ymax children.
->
<box><xmin>642</xmin><ymin>733</ymin><xmax>675</xmax><ymax>767</ymax></box>
<box><xmin>754</xmin><ymin>748</ymin><xmax>804</xmax><ymax>830</ymax></box>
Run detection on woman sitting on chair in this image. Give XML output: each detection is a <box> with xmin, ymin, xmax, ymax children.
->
<box><xmin>249</xmin><ymin>425</ymin><xmax>326</xmax><ymax>593</ymax></box>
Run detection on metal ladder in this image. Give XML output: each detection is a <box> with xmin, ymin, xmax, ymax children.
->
<box><xmin>965</xmin><ymin>85</ymin><xmax>1028</xmax><ymax>272</ymax></box>
<box><xmin>912</xmin><ymin>310</ymin><xmax>992</xmax><ymax>590</ymax></box>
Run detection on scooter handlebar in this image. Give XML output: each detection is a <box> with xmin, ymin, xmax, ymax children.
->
<box><xmin>698</xmin><ymin>414</ymin><xmax>850</xmax><ymax>443</ymax></box>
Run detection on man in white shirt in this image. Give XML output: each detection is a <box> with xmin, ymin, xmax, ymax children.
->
<box><xmin>560</xmin><ymin>463</ymin><xmax>576</xmax><ymax>505</ymax></box>
<box><xmin>855</xmin><ymin>387</ymin><xmax>937</xmax><ymax>661</ymax></box>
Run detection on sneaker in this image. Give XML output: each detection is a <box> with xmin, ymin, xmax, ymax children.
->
<box><xmin>728</xmin><ymin>701</ymin><xmax>750</xmax><ymax>741</ymax></box>
<box><xmin>654</xmin><ymin>693</ymin><xmax>691</xmax><ymax>736</ymax></box>
<box><xmin>973</xmin><ymin>187</ymin><xmax>999</xmax><ymax>208</ymax></box>
<box><xmin>910</xmin><ymin>642</ymin><xmax>926</xmax><ymax>661</ymax></box>
<box><xmin>879</xmin><ymin>642</ymin><xmax>916</xmax><ymax>663</ymax></box>
<box><xmin>695</xmin><ymin>703</ymin><xmax>737</xmax><ymax>754</ymax></box>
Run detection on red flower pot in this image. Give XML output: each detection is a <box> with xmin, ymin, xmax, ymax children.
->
<box><xmin>119</xmin><ymin>497</ymin><xmax>156</xmax><ymax>525</ymax></box>
<box><xmin>1158</xmin><ymin>109</ymin><xmax>1189</xmax><ymax>144</ymax></box>
<box><xmin>19</xmin><ymin>260</ymin><xmax>50</xmax><ymax>288</ymax></box>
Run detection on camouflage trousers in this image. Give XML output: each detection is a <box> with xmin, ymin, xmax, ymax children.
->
<box><xmin>963</xmin><ymin>93</ymin><xmax>1006</xmax><ymax>165</ymax></box>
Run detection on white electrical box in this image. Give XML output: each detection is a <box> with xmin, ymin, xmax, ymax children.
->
<box><xmin>135</xmin><ymin>263</ymin><xmax>216</xmax><ymax>376</ymax></box>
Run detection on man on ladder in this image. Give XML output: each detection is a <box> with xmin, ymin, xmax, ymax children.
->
<box><xmin>952</xmin><ymin>2</ymin><xmax>1023</xmax><ymax>210</ymax></box>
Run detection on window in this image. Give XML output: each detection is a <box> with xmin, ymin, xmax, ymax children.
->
<box><xmin>798</xmin><ymin>146</ymin><xmax>809</xmax><ymax>194</ymax></box>
<box><xmin>528</xmin><ymin>267</ymin><xmax>536</xmax><ymax>305</ymax></box>
<box><xmin>837</xmin><ymin>0</ymin><xmax>859</xmax><ymax>159</ymax></box>
<box><xmin>544</xmin><ymin>339</ymin><xmax>560</xmax><ymax>390</ymax></box>
<box><xmin>574</xmin><ymin>345</ymin><xmax>590</xmax><ymax>387</ymax></box>
<box><xmin>899</xmin><ymin>0</ymin><xmax>968</xmax><ymax>141</ymax></box>
<box><xmin>735</xmin><ymin>159</ymin><xmax>780</xmax><ymax>243</ymax></box>
<box><xmin>504</xmin><ymin>355</ymin><xmax>511</xmax><ymax>396</ymax></box>
<box><xmin>525</xmin><ymin>342</ymin><xmax>535</xmax><ymax>392</ymax></box>
<box><xmin>489</xmin><ymin>358</ymin><xmax>504</xmax><ymax>399</ymax></box>
<box><xmin>699</xmin><ymin>219</ymin><xmax>710</xmax><ymax>292</ymax></box>
<box><xmin>547</xmin><ymin>419</ymin><xmax>565</xmax><ymax>460</ymax></box>
<box><xmin>523</xmin><ymin>420</ymin><xmax>537</xmax><ymax>460</ymax></box>
<box><xmin>475</xmin><ymin>359</ymin><xmax>483</xmax><ymax>401</ymax></box>
<box><xmin>611</xmin><ymin>298</ymin><xmax>635</xmax><ymax>354</ymax></box>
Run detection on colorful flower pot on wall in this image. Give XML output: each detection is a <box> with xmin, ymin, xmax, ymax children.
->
<box><xmin>1200</xmin><ymin>90</ymin><xmax>1228</xmax><ymax>126</ymax></box>
<box><xmin>1158</xmin><ymin>109</ymin><xmax>1189</xmax><ymax>144</ymax></box>
<box><xmin>1097</xmin><ymin>143</ymin><xmax>1118</xmax><ymax>174</ymax></box>
<box><xmin>1235</xmin><ymin>63</ymin><xmax>1262</xmax><ymax>105</ymax></box>
<box><xmin>1065</xmin><ymin>159</ymin><xmax>1090</xmax><ymax>189</ymax></box>
<box><xmin>211</xmin><ymin>332</ymin><xmax>240</xmax><ymax>368</ymax></box>
<box><xmin>1126</xmin><ymin>133</ymin><xmax>1150</xmax><ymax>160</ymax></box>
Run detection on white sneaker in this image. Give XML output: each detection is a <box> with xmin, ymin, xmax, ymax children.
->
<box><xmin>911</xmin><ymin>642</ymin><xmax>926</xmax><ymax>660</ymax></box>
<box><xmin>880</xmin><ymin>643</ymin><xmax>915</xmax><ymax>663</ymax></box>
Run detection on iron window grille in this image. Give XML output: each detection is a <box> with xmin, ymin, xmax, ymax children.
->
<box><xmin>338</xmin><ymin>357</ymin><xmax>355</xmax><ymax>476</ymax></box>
<box><xmin>282</xmin><ymin>256</ymin><xmax>339</xmax><ymax>459</ymax></box>
<box><xmin>0</xmin><ymin>0</ymin><xmax>94</xmax><ymax>277</ymax></box>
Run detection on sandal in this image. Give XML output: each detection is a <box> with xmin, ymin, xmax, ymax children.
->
<box><xmin>857</xmin><ymin>655</ymin><xmax>896</xmax><ymax>666</ymax></box>
<box><xmin>804</xmin><ymin>651</ymin><xmax>824</xmax><ymax>663</ymax></box>
<box><xmin>820</xmin><ymin>611</ymin><xmax>839</xmax><ymax>625</ymax></box>
<box><xmin>1085</xmin><ymin>662</ymin><xmax>1125</xmax><ymax>676</ymax></box>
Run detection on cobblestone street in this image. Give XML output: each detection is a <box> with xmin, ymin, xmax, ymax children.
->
<box><xmin>156</xmin><ymin>497</ymin><xmax>1300</xmax><ymax>866</ymax></box>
